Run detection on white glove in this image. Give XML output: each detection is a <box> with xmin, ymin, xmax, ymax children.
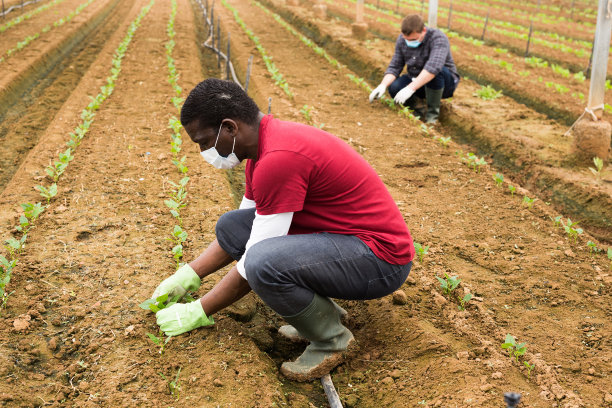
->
<box><xmin>369</xmin><ymin>84</ymin><xmax>387</xmax><ymax>102</ymax></box>
<box><xmin>393</xmin><ymin>86</ymin><xmax>415</xmax><ymax>105</ymax></box>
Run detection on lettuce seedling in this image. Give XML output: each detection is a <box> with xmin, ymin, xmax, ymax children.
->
<box><xmin>436</xmin><ymin>273</ymin><xmax>460</xmax><ymax>295</ymax></box>
<box><xmin>147</xmin><ymin>330</ymin><xmax>172</xmax><ymax>355</ymax></box>
<box><xmin>522</xmin><ymin>196</ymin><xmax>536</xmax><ymax>208</ymax></box>
<box><xmin>414</xmin><ymin>242</ymin><xmax>429</xmax><ymax>263</ymax></box>
<box><xmin>501</xmin><ymin>334</ymin><xmax>526</xmax><ymax>363</ymax></box>
<box><xmin>458</xmin><ymin>293</ymin><xmax>472</xmax><ymax>311</ymax></box>
<box><xmin>493</xmin><ymin>173</ymin><xmax>504</xmax><ymax>187</ymax></box>
<box><xmin>588</xmin><ymin>157</ymin><xmax>604</xmax><ymax>180</ymax></box>
<box><xmin>523</xmin><ymin>361</ymin><xmax>535</xmax><ymax>379</ymax></box>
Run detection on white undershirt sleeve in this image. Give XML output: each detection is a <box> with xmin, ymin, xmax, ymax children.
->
<box><xmin>236</xmin><ymin>211</ymin><xmax>293</xmax><ymax>280</ymax></box>
<box><xmin>239</xmin><ymin>196</ymin><xmax>256</xmax><ymax>209</ymax></box>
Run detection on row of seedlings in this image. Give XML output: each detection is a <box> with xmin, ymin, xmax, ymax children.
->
<box><xmin>0</xmin><ymin>0</ymin><xmax>65</xmax><ymax>33</ymax></box>
<box><xmin>0</xmin><ymin>0</ymin><xmax>155</xmax><ymax>315</ymax></box>
<box><xmin>0</xmin><ymin>0</ymin><xmax>97</xmax><ymax>64</ymax></box>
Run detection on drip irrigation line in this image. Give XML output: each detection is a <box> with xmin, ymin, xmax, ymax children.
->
<box><xmin>194</xmin><ymin>0</ymin><xmax>244</xmax><ymax>89</ymax></box>
<box><xmin>0</xmin><ymin>0</ymin><xmax>44</xmax><ymax>17</ymax></box>
<box><xmin>321</xmin><ymin>374</ymin><xmax>343</xmax><ymax>408</ymax></box>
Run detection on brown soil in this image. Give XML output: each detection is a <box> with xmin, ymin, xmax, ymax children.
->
<box><xmin>0</xmin><ymin>0</ymin><xmax>610</xmax><ymax>407</ymax></box>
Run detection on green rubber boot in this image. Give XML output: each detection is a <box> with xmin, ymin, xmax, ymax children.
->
<box><xmin>278</xmin><ymin>299</ymin><xmax>347</xmax><ymax>343</ymax></box>
<box><xmin>425</xmin><ymin>87</ymin><xmax>444</xmax><ymax>124</ymax></box>
<box><xmin>280</xmin><ymin>294</ymin><xmax>354</xmax><ymax>382</ymax></box>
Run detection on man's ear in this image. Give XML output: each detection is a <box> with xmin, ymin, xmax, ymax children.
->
<box><xmin>222</xmin><ymin>119</ymin><xmax>239</xmax><ymax>137</ymax></box>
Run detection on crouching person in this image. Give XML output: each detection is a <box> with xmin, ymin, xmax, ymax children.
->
<box><xmin>151</xmin><ymin>79</ymin><xmax>415</xmax><ymax>381</ymax></box>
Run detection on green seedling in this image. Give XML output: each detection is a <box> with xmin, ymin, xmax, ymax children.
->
<box><xmin>523</xmin><ymin>361</ymin><xmax>535</xmax><ymax>379</ymax></box>
<box><xmin>493</xmin><ymin>173</ymin><xmax>504</xmax><ymax>187</ymax></box>
<box><xmin>508</xmin><ymin>185</ymin><xmax>516</xmax><ymax>196</ymax></box>
<box><xmin>462</xmin><ymin>153</ymin><xmax>487</xmax><ymax>172</ymax></box>
<box><xmin>414</xmin><ymin>242</ymin><xmax>429</xmax><ymax>263</ymax></box>
<box><xmin>299</xmin><ymin>105</ymin><xmax>313</xmax><ymax>124</ymax></box>
<box><xmin>139</xmin><ymin>293</ymin><xmax>181</xmax><ymax>313</ymax></box>
<box><xmin>608</xmin><ymin>248</ymin><xmax>612</xmax><ymax>270</ymax></box>
<box><xmin>438</xmin><ymin>136</ymin><xmax>451</xmax><ymax>147</ymax></box>
<box><xmin>436</xmin><ymin>273</ymin><xmax>460</xmax><ymax>295</ymax></box>
<box><xmin>0</xmin><ymin>256</ymin><xmax>17</xmax><ymax>313</ymax></box>
<box><xmin>16</xmin><ymin>202</ymin><xmax>45</xmax><ymax>233</ymax></box>
<box><xmin>166</xmin><ymin>367</ymin><xmax>182</xmax><ymax>400</ymax></box>
<box><xmin>35</xmin><ymin>183</ymin><xmax>58</xmax><ymax>203</ymax></box>
<box><xmin>458</xmin><ymin>293</ymin><xmax>472</xmax><ymax>311</ymax></box>
<box><xmin>550</xmin><ymin>215</ymin><xmax>562</xmax><ymax>227</ymax></box>
<box><xmin>501</xmin><ymin>333</ymin><xmax>527</xmax><ymax>363</ymax></box>
<box><xmin>473</xmin><ymin>85</ymin><xmax>502</xmax><ymax>100</ymax></box>
<box><xmin>588</xmin><ymin>157</ymin><xmax>604</xmax><ymax>180</ymax></box>
<box><xmin>562</xmin><ymin>218</ymin><xmax>583</xmax><ymax>241</ymax></box>
<box><xmin>5</xmin><ymin>236</ymin><xmax>26</xmax><ymax>258</ymax></box>
<box><xmin>522</xmin><ymin>196</ymin><xmax>537</xmax><ymax>208</ymax></box>
<box><xmin>586</xmin><ymin>241</ymin><xmax>599</xmax><ymax>254</ymax></box>
<box><xmin>420</xmin><ymin>124</ymin><xmax>430</xmax><ymax>136</ymax></box>
<box><xmin>147</xmin><ymin>330</ymin><xmax>172</xmax><ymax>355</ymax></box>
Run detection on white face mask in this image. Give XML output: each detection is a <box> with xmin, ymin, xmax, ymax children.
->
<box><xmin>200</xmin><ymin>123</ymin><xmax>240</xmax><ymax>169</ymax></box>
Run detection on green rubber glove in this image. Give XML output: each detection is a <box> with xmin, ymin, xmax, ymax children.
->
<box><xmin>151</xmin><ymin>264</ymin><xmax>201</xmax><ymax>300</ymax></box>
<box><xmin>156</xmin><ymin>301</ymin><xmax>214</xmax><ymax>336</ymax></box>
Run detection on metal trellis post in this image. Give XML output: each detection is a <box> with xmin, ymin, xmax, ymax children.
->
<box><xmin>481</xmin><ymin>10</ymin><xmax>489</xmax><ymax>41</ymax></box>
<box><xmin>586</xmin><ymin>0</ymin><xmax>612</xmax><ymax>118</ymax></box>
<box><xmin>525</xmin><ymin>20</ymin><xmax>533</xmax><ymax>56</ymax></box>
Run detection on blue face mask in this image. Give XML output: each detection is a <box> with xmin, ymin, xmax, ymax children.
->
<box><xmin>405</xmin><ymin>39</ymin><xmax>421</xmax><ymax>48</ymax></box>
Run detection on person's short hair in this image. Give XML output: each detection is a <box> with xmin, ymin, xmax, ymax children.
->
<box><xmin>401</xmin><ymin>14</ymin><xmax>425</xmax><ymax>36</ymax></box>
<box><xmin>180</xmin><ymin>78</ymin><xmax>260</xmax><ymax>130</ymax></box>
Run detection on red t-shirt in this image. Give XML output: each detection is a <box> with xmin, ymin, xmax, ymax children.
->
<box><xmin>244</xmin><ymin>115</ymin><xmax>414</xmax><ymax>265</ymax></box>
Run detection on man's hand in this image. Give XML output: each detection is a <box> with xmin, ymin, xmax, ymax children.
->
<box><xmin>156</xmin><ymin>301</ymin><xmax>214</xmax><ymax>336</ymax></box>
<box><xmin>369</xmin><ymin>84</ymin><xmax>387</xmax><ymax>102</ymax></box>
<box><xmin>393</xmin><ymin>86</ymin><xmax>415</xmax><ymax>105</ymax></box>
<box><xmin>151</xmin><ymin>264</ymin><xmax>201</xmax><ymax>300</ymax></box>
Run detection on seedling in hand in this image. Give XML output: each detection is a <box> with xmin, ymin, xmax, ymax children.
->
<box><xmin>501</xmin><ymin>334</ymin><xmax>526</xmax><ymax>363</ymax></box>
<box><xmin>414</xmin><ymin>242</ymin><xmax>429</xmax><ymax>263</ymax></box>
<box><xmin>139</xmin><ymin>293</ymin><xmax>181</xmax><ymax>313</ymax></box>
<box><xmin>458</xmin><ymin>293</ymin><xmax>472</xmax><ymax>311</ymax></box>
<box><xmin>436</xmin><ymin>273</ymin><xmax>460</xmax><ymax>295</ymax></box>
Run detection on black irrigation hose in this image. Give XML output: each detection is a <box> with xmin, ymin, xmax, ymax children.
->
<box><xmin>0</xmin><ymin>0</ymin><xmax>45</xmax><ymax>17</ymax></box>
<box><xmin>193</xmin><ymin>0</ymin><xmax>244</xmax><ymax>88</ymax></box>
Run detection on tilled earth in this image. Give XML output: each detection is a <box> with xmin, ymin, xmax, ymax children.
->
<box><xmin>0</xmin><ymin>0</ymin><xmax>610</xmax><ymax>407</ymax></box>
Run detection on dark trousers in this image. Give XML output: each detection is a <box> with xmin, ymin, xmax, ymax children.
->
<box><xmin>216</xmin><ymin>209</ymin><xmax>412</xmax><ymax>316</ymax></box>
<box><xmin>388</xmin><ymin>66</ymin><xmax>458</xmax><ymax>100</ymax></box>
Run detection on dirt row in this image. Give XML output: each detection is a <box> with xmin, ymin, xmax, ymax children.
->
<box><xmin>0</xmin><ymin>0</ymin><xmax>609</xmax><ymax>407</ymax></box>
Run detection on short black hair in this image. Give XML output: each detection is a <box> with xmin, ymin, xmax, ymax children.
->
<box><xmin>180</xmin><ymin>79</ymin><xmax>260</xmax><ymax>130</ymax></box>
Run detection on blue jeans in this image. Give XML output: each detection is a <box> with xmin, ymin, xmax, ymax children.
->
<box><xmin>216</xmin><ymin>209</ymin><xmax>412</xmax><ymax>316</ymax></box>
<box><xmin>388</xmin><ymin>66</ymin><xmax>458</xmax><ymax>100</ymax></box>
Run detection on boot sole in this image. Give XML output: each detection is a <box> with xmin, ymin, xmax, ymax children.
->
<box><xmin>280</xmin><ymin>336</ymin><xmax>356</xmax><ymax>382</ymax></box>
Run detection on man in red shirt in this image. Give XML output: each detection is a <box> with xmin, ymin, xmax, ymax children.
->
<box><xmin>151</xmin><ymin>79</ymin><xmax>414</xmax><ymax>381</ymax></box>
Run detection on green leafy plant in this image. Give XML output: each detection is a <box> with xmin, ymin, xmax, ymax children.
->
<box><xmin>474</xmin><ymin>85</ymin><xmax>502</xmax><ymax>100</ymax></box>
<box><xmin>35</xmin><ymin>183</ymin><xmax>58</xmax><ymax>203</ymax></box>
<box><xmin>550</xmin><ymin>215</ymin><xmax>562</xmax><ymax>227</ymax></box>
<box><xmin>458</xmin><ymin>293</ymin><xmax>472</xmax><ymax>311</ymax></box>
<box><xmin>523</xmin><ymin>361</ymin><xmax>535</xmax><ymax>379</ymax></box>
<box><xmin>493</xmin><ymin>173</ymin><xmax>504</xmax><ymax>187</ymax></box>
<box><xmin>588</xmin><ymin>157</ymin><xmax>604</xmax><ymax>180</ymax></box>
<box><xmin>0</xmin><ymin>255</ymin><xmax>17</xmax><ymax>314</ymax></box>
<box><xmin>608</xmin><ymin>248</ymin><xmax>612</xmax><ymax>270</ymax></box>
<box><xmin>438</xmin><ymin>136</ymin><xmax>451</xmax><ymax>147</ymax></box>
<box><xmin>508</xmin><ymin>185</ymin><xmax>516</xmax><ymax>196</ymax></box>
<box><xmin>436</xmin><ymin>273</ymin><xmax>461</xmax><ymax>295</ymax></box>
<box><xmin>414</xmin><ymin>242</ymin><xmax>429</xmax><ymax>263</ymax></box>
<box><xmin>501</xmin><ymin>334</ymin><xmax>527</xmax><ymax>363</ymax></box>
<box><xmin>462</xmin><ymin>152</ymin><xmax>487</xmax><ymax>172</ymax></box>
<box><xmin>139</xmin><ymin>293</ymin><xmax>181</xmax><ymax>313</ymax></box>
<box><xmin>562</xmin><ymin>218</ymin><xmax>583</xmax><ymax>241</ymax></box>
<box><xmin>586</xmin><ymin>241</ymin><xmax>599</xmax><ymax>254</ymax></box>
<box><xmin>522</xmin><ymin>196</ymin><xmax>537</xmax><ymax>208</ymax></box>
<box><xmin>299</xmin><ymin>105</ymin><xmax>313</xmax><ymax>124</ymax></box>
<box><xmin>147</xmin><ymin>330</ymin><xmax>172</xmax><ymax>355</ymax></box>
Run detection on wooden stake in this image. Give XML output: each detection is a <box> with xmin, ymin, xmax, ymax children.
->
<box><xmin>226</xmin><ymin>33</ymin><xmax>231</xmax><ymax>81</ymax></box>
<box><xmin>217</xmin><ymin>17</ymin><xmax>221</xmax><ymax>69</ymax></box>
<box><xmin>321</xmin><ymin>375</ymin><xmax>342</xmax><ymax>408</ymax></box>
<box><xmin>447</xmin><ymin>0</ymin><xmax>452</xmax><ymax>29</ymax></box>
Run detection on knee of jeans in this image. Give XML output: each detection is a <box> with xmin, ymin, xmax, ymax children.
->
<box><xmin>244</xmin><ymin>243</ymin><xmax>275</xmax><ymax>293</ymax></box>
<box><xmin>388</xmin><ymin>82</ymin><xmax>401</xmax><ymax>97</ymax></box>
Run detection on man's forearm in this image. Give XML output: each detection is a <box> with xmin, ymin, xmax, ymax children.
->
<box><xmin>189</xmin><ymin>239</ymin><xmax>234</xmax><ymax>279</ymax></box>
<box><xmin>407</xmin><ymin>69</ymin><xmax>435</xmax><ymax>92</ymax></box>
<box><xmin>199</xmin><ymin>266</ymin><xmax>251</xmax><ymax>316</ymax></box>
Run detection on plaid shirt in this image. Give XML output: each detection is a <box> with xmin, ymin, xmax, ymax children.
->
<box><xmin>385</xmin><ymin>28</ymin><xmax>459</xmax><ymax>82</ymax></box>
